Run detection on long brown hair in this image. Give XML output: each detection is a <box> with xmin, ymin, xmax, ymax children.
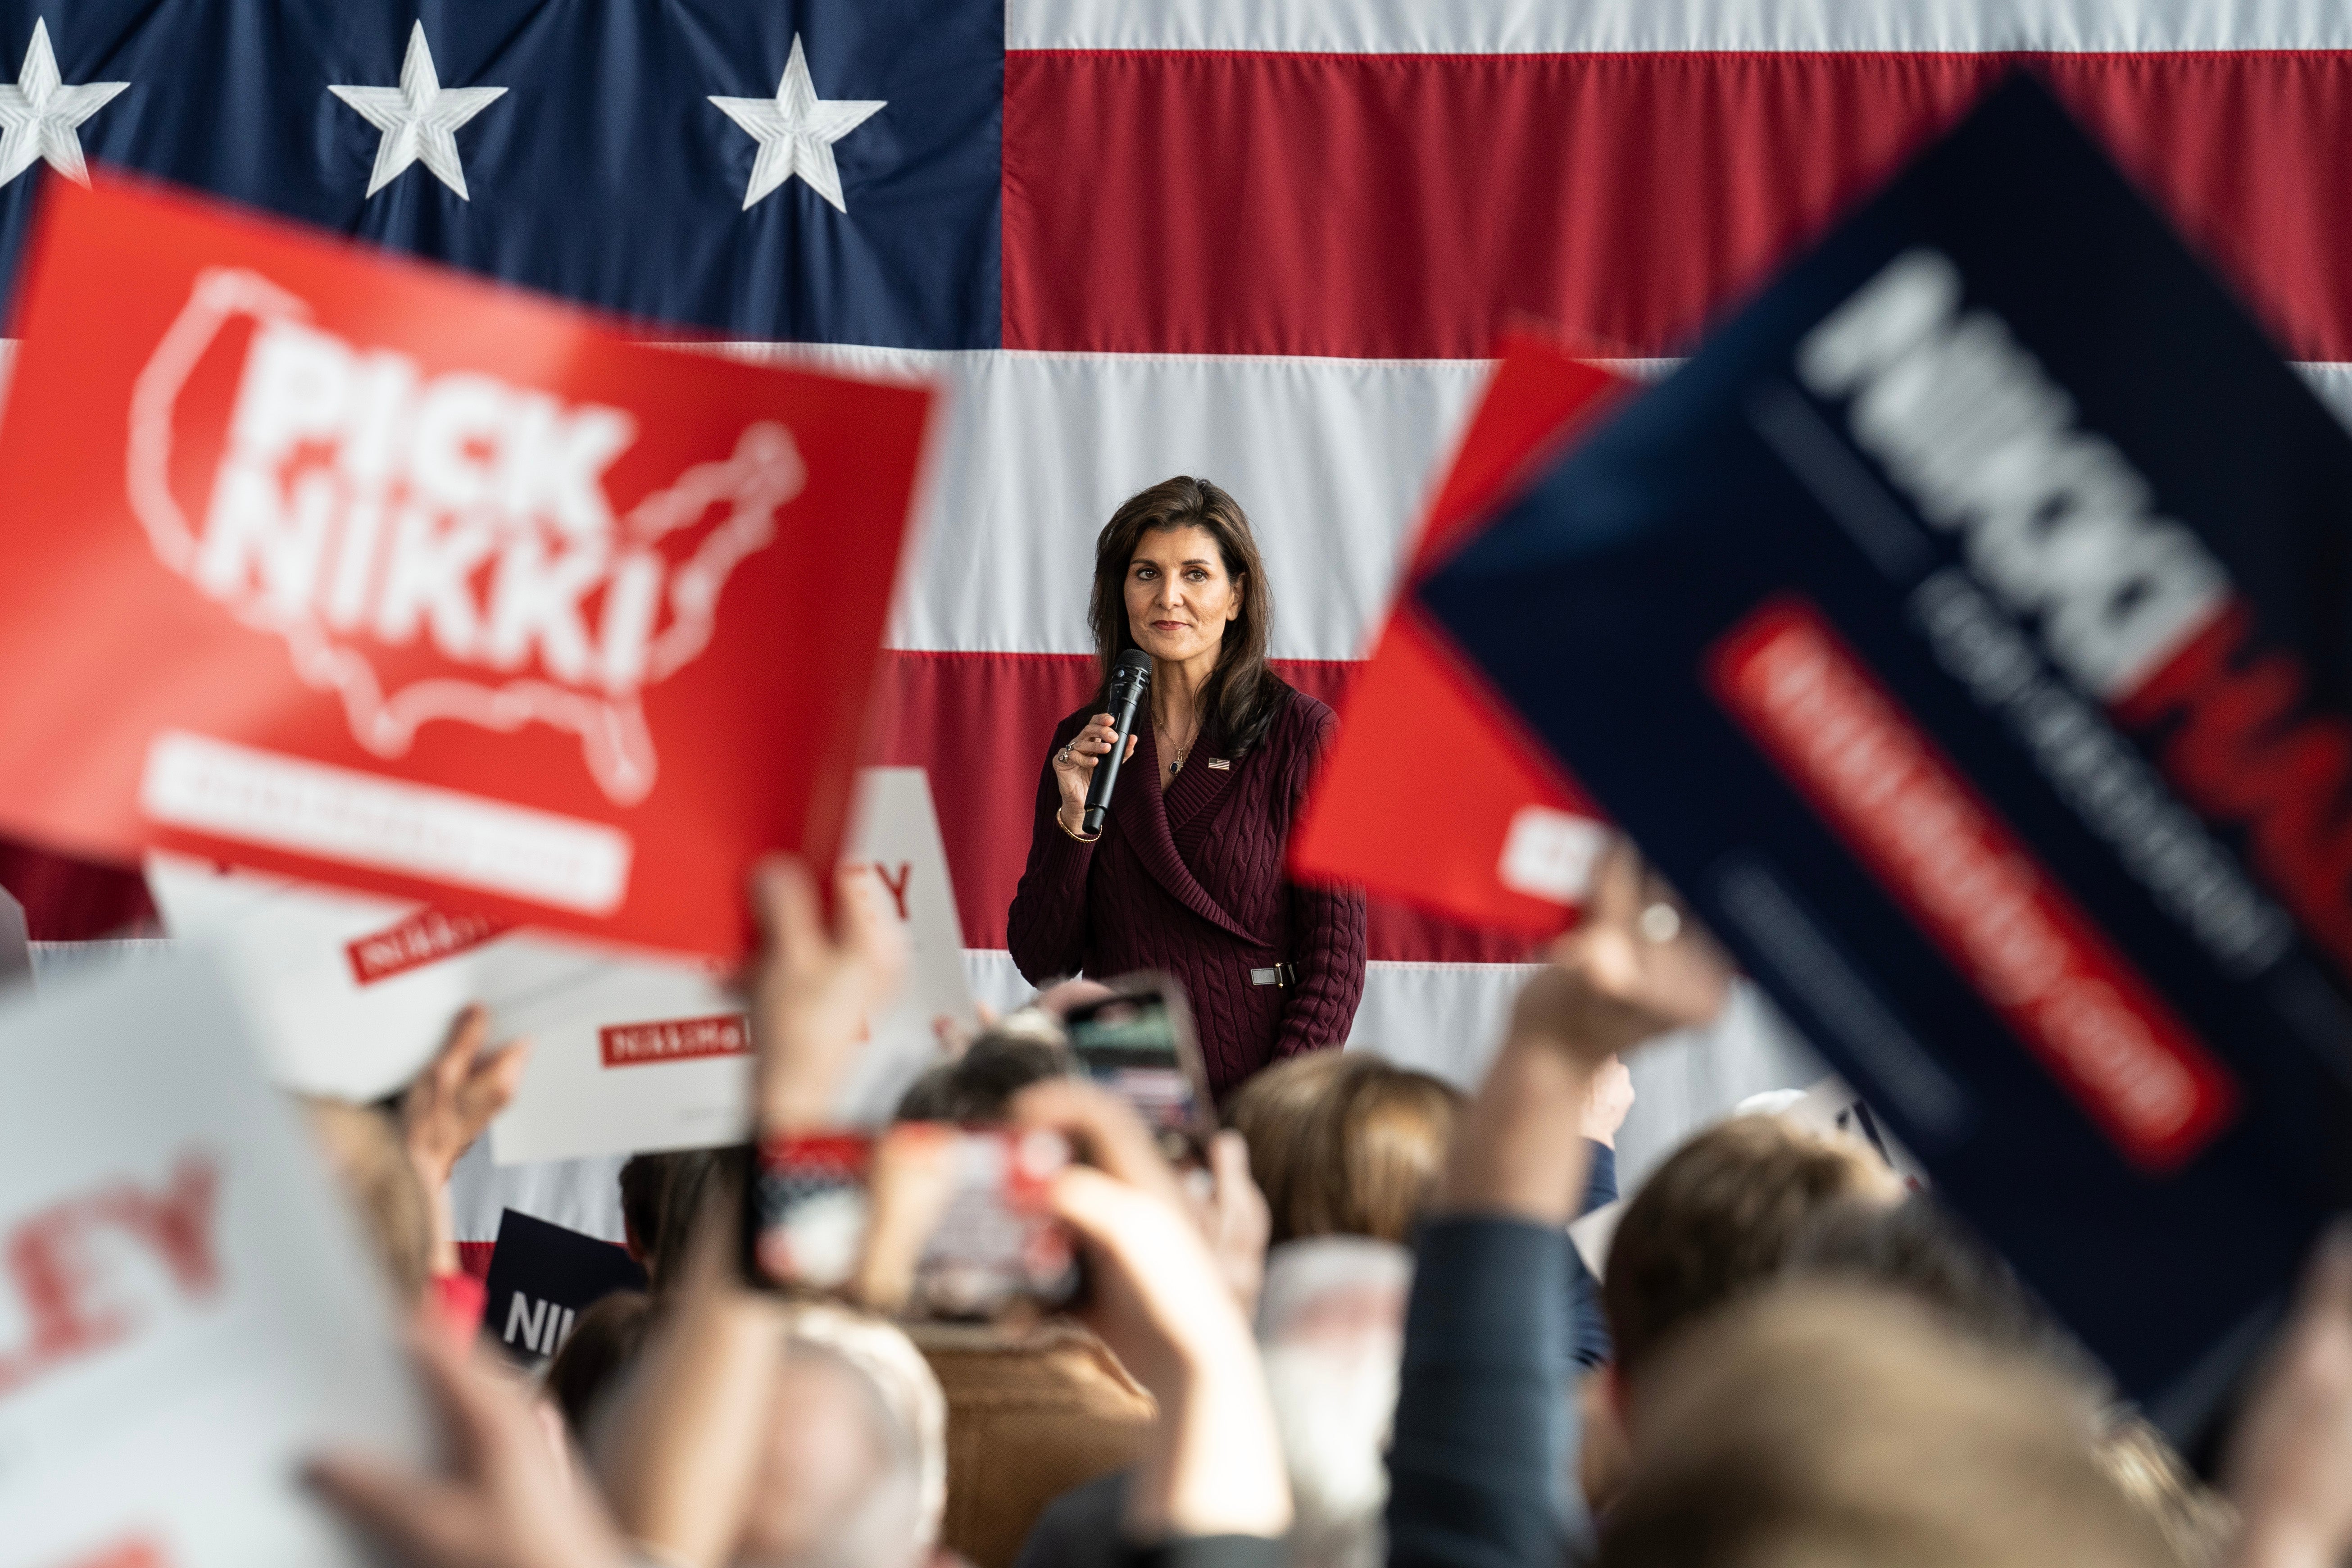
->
<box><xmin>1089</xmin><ymin>476</ymin><xmax>1289</xmax><ymax>754</ymax></box>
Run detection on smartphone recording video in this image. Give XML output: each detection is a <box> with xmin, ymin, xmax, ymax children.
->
<box><xmin>1061</xmin><ymin>975</ymin><xmax>1217</xmax><ymax>1165</ymax></box>
<box><xmin>745</xmin><ymin>1125</ymin><xmax>1081</xmax><ymax>1320</ymax></box>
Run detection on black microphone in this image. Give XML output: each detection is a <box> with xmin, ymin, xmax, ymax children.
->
<box><xmin>1083</xmin><ymin>649</ymin><xmax>1153</xmax><ymax>836</ymax></box>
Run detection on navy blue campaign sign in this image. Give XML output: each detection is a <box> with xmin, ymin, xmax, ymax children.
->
<box><xmin>483</xmin><ymin>1208</ymin><xmax>647</xmax><ymax>1366</ymax></box>
<box><xmin>1417</xmin><ymin>74</ymin><xmax>2352</xmax><ymax>1436</ymax></box>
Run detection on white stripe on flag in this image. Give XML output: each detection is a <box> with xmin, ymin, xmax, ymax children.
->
<box><xmin>1009</xmin><ymin>0</ymin><xmax>2352</xmax><ymax>54</ymax></box>
<box><xmin>713</xmin><ymin>345</ymin><xmax>2352</xmax><ymax>663</ymax></box>
<box><xmin>712</xmin><ymin>344</ymin><xmax>1492</xmax><ymax>661</ymax></box>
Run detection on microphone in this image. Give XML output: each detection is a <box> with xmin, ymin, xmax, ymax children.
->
<box><xmin>1083</xmin><ymin>650</ymin><xmax>1153</xmax><ymax>836</ymax></box>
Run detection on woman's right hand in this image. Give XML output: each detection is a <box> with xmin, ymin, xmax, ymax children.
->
<box><xmin>1052</xmin><ymin>712</ymin><xmax>1137</xmax><ymax>818</ymax></box>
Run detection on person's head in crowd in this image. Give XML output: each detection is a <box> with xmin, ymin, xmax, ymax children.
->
<box><xmin>733</xmin><ymin>1302</ymin><xmax>949</xmax><ymax>1568</ymax></box>
<box><xmin>647</xmin><ymin>1145</ymin><xmax>750</xmax><ymax>1296</ymax></box>
<box><xmin>1786</xmin><ymin>1198</ymin><xmax>2235</xmax><ymax>1566</ymax></box>
<box><xmin>618</xmin><ymin>1152</ymin><xmax>681</xmax><ymax>1274</ymax></box>
<box><xmin>1598</xmin><ymin>1282</ymin><xmax>2176</xmax><ymax>1568</ymax></box>
<box><xmin>1225</xmin><ymin>1051</ymin><xmax>1462</xmax><ymax>1246</ymax></box>
<box><xmin>1785</xmin><ymin>1195</ymin><xmax>2097</xmax><ymax>1383</ymax></box>
<box><xmin>1254</xmin><ymin>1236</ymin><xmax>1413</xmax><ymax>1568</ymax></box>
<box><xmin>1602</xmin><ymin>1112</ymin><xmax>1903</xmax><ymax>1390</ymax></box>
<box><xmin>893</xmin><ymin>1029</ymin><xmax>1072</xmax><ymax>1123</ymax></box>
<box><xmin>2098</xmin><ymin>1413</ymin><xmax>2239</xmax><ymax>1568</ymax></box>
<box><xmin>304</xmin><ymin>1095</ymin><xmax>434</xmax><ymax>1306</ymax></box>
<box><xmin>543</xmin><ymin>1291</ymin><xmax>654</xmax><ymax>1450</ymax></box>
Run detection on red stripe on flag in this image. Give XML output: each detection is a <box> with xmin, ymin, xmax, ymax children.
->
<box><xmin>1004</xmin><ymin>50</ymin><xmax>2352</xmax><ymax>361</ymax></box>
<box><xmin>868</xmin><ymin>650</ymin><xmax>1533</xmax><ymax>964</ymax></box>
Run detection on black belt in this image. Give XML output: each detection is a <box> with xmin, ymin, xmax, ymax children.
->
<box><xmin>1249</xmin><ymin>964</ymin><xmax>1298</xmax><ymax>987</ymax></box>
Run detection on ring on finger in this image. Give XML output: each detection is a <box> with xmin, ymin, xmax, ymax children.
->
<box><xmin>1638</xmin><ymin>903</ymin><xmax>1681</xmax><ymax>944</ymax></box>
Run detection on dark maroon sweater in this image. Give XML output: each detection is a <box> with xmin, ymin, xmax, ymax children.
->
<box><xmin>1007</xmin><ymin>684</ymin><xmax>1369</xmax><ymax>1096</ymax></box>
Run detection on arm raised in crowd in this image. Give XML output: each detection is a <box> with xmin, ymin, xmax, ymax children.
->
<box><xmin>593</xmin><ymin>854</ymin><xmax>899</xmax><ymax>1566</ymax></box>
<box><xmin>1013</xmin><ymin>1077</ymin><xmax>1294</xmax><ymax>1554</ymax></box>
<box><xmin>2228</xmin><ymin>1223</ymin><xmax>2352</xmax><ymax>1568</ymax></box>
<box><xmin>401</xmin><ymin>1004</ymin><xmax>531</xmax><ymax>1283</ymax></box>
<box><xmin>309</xmin><ymin>1323</ymin><xmax>631</xmax><ymax>1568</ymax></box>
<box><xmin>1387</xmin><ymin>843</ymin><xmax>1732</xmax><ymax>1568</ymax></box>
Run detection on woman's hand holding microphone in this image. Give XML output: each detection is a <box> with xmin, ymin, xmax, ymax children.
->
<box><xmin>1053</xmin><ymin>712</ymin><xmax>1138</xmax><ymax>839</ymax></box>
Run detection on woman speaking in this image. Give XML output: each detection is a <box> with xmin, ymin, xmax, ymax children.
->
<box><xmin>1008</xmin><ymin>477</ymin><xmax>1367</xmax><ymax>1098</ymax></box>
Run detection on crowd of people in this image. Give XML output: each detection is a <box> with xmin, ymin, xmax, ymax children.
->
<box><xmin>282</xmin><ymin>843</ymin><xmax>2352</xmax><ymax>1568</ymax></box>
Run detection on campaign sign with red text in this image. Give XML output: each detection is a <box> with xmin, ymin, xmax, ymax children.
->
<box><xmin>1290</xmin><ymin>339</ymin><xmax>1625</xmax><ymax>940</ymax></box>
<box><xmin>0</xmin><ymin>174</ymin><xmax>933</xmax><ymax>959</ymax></box>
<box><xmin>489</xmin><ymin>765</ymin><xmax>974</xmax><ymax>1163</ymax></box>
<box><xmin>0</xmin><ymin>950</ymin><xmax>430</xmax><ymax>1567</ymax></box>
<box><xmin>1418</xmin><ymin>77</ymin><xmax>2352</xmax><ymax>1435</ymax></box>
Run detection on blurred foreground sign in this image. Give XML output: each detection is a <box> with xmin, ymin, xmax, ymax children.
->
<box><xmin>1291</xmin><ymin>338</ymin><xmax>1625</xmax><ymax>940</ymax></box>
<box><xmin>1420</xmin><ymin>76</ymin><xmax>2352</xmax><ymax>1436</ymax></box>
<box><xmin>0</xmin><ymin>950</ymin><xmax>428</xmax><ymax>1567</ymax></box>
<box><xmin>0</xmin><ymin>174</ymin><xmax>932</xmax><ymax>959</ymax></box>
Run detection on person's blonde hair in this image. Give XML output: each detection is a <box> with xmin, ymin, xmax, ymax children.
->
<box><xmin>1601</xmin><ymin>1284</ymin><xmax>2179</xmax><ymax>1568</ymax></box>
<box><xmin>1226</xmin><ymin>1052</ymin><xmax>1462</xmax><ymax>1245</ymax></box>
<box><xmin>2095</xmin><ymin>1413</ymin><xmax>2237</xmax><ymax>1568</ymax></box>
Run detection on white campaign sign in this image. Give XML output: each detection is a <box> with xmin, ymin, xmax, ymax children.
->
<box><xmin>152</xmin><ymin>765</ymin><xmax>975</xmax><ymax>1168</ymax></box>
<box><xmin>831</xmin><ymin>766</ymin><xmax>978</xmax><ymax>1124</ymax></box>
<box><xmin>487</xmin><ymin>955</ymin><xmax>748</xmax><ymax>1166</ymax></box>
<box><xmin>0</xmin><ymin>949</ymin><xmax>431</xmax><ymax>1568</ymax></box>
<box><xmin>491</xmin><ymin>765</ymin><xmax>978</xmax><ymax>1159</ymax></box>
<box><xmin>145</xmin><ymin>852</ymin><xmax>598</xmax><ymax>1101</ymax></box>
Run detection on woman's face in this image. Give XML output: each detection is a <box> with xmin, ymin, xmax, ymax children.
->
<box><xmin>1123</xmin><ymin>524</ymin><xmax>1242</xmax><ymax>670</ymax></box>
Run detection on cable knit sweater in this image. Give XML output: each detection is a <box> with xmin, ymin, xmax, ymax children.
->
<box><xmin>1006</xmin><ymin>683</ymin><xmax>1368</xmax><ymax>1096</ymax></box>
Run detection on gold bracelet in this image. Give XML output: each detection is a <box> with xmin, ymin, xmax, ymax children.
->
<box><xmin>1057</xmin><ymin>806</ymin><xmax>1099</xmax><ymax>843</ymax></box>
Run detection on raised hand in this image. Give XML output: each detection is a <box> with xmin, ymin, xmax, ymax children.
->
<box><xmin>2229</xmin><ymin>1223</ymin><xmax>2352</xmax><ymax>1568</ymax></box>
<box><xmin>1010</xmin><ymin>1078</ymin><xmax>1291</xmax><ymax>1540</ymax></box>
<box><xmin>1510</xmin><ymin>840</ymin><xmax>1734</xmax><ymax>1069</ymax></box>
<box><xmin>402</xmin><ymin>1006</ymin><xmax>530</xmax><ymax>1194</ymax></box>
<box><xmin>748</xmin><ymin>854</ymin><xmax>907</xmax><ymax>1135</ymax></box>
<box><xmin>310</xmin><ymin>1325</ymin><xmax>629</xmax><ymax>1568</ymax></box>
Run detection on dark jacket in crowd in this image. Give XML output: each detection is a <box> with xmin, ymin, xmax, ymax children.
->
<box><xmin>1020</xmin><ymin>1150</ymin><xmax>1618</xmax><ymax>1568</ymax></box>
<box><xmin>1569</xmin><ymin>1143</ymin><xmax>1617</xmax><ymax>1370</ymax></box>
<box><xmin>1388</xmin><ymin>1217</ymin><xmax>1594</xmax><ymax>1568</ymax></box>
<box><xmin>1008</xmin><ymin>684</ymin><xmax>1368</xmax><ymax>1096</ymax></box>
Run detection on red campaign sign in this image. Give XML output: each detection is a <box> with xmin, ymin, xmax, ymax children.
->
<box><xmin>0</xmin><ymin>175</ymin><xmax>933</xmax><ymax>958</ymax></box>
<box><xmin>1290</xmin><ymin>335</ymin><xmax>1626</xmax><ymax>940</ymax></box>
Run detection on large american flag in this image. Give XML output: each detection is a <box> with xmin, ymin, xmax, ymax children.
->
<box><xmin>5</xmin><ymin>0</ymin><xmax>2349</xmax><ymax>1244</ymax></box>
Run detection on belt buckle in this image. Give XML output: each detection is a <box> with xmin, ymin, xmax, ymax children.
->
<box><xmin>1249</xmin><ymin>964</ymin><xmax>1296</xmax><ymax>987</ymax></box>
